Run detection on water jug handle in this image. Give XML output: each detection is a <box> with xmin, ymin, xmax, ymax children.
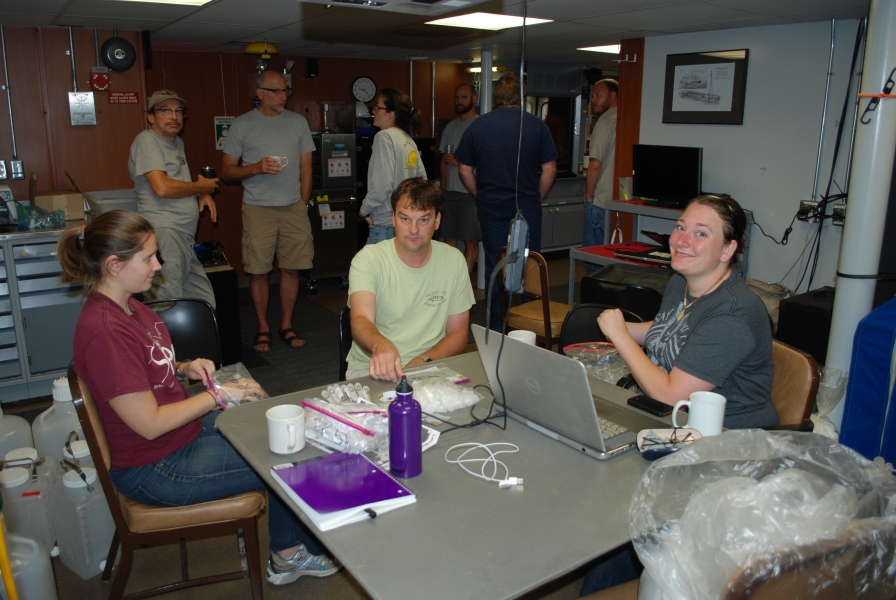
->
<box><xmin>60</xmin><ymin>458</ymin><xmax>93</xmax><ymax>492</ymax></box>
<box><xmin>65</xmin><ymin>430</ymin><xmax>81</xmax><ymax>467</ymax></box>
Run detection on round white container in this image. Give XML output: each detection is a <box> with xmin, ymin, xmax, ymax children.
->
<box><xmin>49</xmin><ymin>467</ymin><xmax>115</xmax><ymax>580</ymax></box>
<box><xmin>32</xmin><ymin>377</ymin><xmax>83</xmax><ymax>465</ymax></box>
<box><xmin>0</xmin><ymin>407</ymin><xmax>34</xmax><ymax>459</ymax></box>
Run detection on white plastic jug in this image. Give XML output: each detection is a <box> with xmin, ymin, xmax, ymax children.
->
<box><xmin>0</xmin><ymin>407</ymin><xmax>34</xmax><ymax>459</ymax></box>
<box><xmin>0</xmin><ymin>528</ymin><xmax>59</xmax><ymax>600</ymax></box>
<box><xmin>50</xmin><ymin>467</ymin><xmax>115</xmax><ymax>580</ymax></box>
<box><xmin>32</xmin><ymin>378</ymin><xmax>83</xmax><ymax>465</ymax></box>
<box><xmin>0</xmin><ymin>450</ymin><xmax>56</xmax><ymax>551</ymax></box>
<box><xmin>61</xmin><ymin>438</ymin><xmax>95</xmax><ymax>469</ymax></box>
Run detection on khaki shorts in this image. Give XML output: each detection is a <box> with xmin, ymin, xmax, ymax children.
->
<box><xmin>242</xmin><ymin>202</ymin><xmax>314</xmax><ymax>274</ymax></box>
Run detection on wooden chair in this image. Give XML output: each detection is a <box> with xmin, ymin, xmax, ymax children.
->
<box><xmin>67</xmin><ymin>364</ymin><xmax>267</xmax><ymax>600</ymax></box>
<box><xmin>497</xmin><ymin>247</ymin><xmax>573</xmax><ymax>349</ymax></box>
<box><xmin>582</xmin><ymin>518</ymin><xmax>896</xmax><ymax>600</ymax></box>
<box><xmin>769</xmin><ymin>340</ymin><xmax>819</xmax><ymax>429</ymax></box>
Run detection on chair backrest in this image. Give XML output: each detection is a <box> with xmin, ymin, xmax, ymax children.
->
<box><xmin>338</xmin><ymin>306</ymin><xmax>352</xmax><ymax>382</ymax></box>
<box><xmin>558</xmin><ymin>303</ymin><xmax>644</xmax><ymax>354</ymax></box>
<box><xmin>144</xmin><ymin>298</ymin><xmax>222</xmax><ymax>368</ymax></box>
<box><xmin>581</xmin><ymin>277</ymin><xmax>664</xmax><ymax>321</ymax></box>
<box><xmin>723</xmin><ymin>518</ymin><xmax>896</xmax><ymax>600</ymax></box>
<box><xmin>770</xmin><ymin>340</ymin><xmax>819</xmax><ymax>426</ymax></box>
<box><xmin>67</xmin><ymin>363</ymin><xmax>129</xmax><ymax>534</ymax></box>
<box><xmin>497</xmin><ymin>247</ymin><xmax>551</xmax><ymax>299</ymax></box>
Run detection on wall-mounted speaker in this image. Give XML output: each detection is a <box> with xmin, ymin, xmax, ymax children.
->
<box><xmin>306</xmin><ymin>57</ymin><xmax>318</xmax><ymax>79</ymax></box>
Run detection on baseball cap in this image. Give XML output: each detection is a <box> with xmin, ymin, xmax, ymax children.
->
<box><xmin>147</xmin><ymin>90</ymin><xmax>186</xmax><ymax>112</ymax></box>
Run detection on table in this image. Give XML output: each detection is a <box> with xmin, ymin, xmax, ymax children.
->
<box><xmin>567</xmin><ymin>244</ymin><xmax>661</xmax><ymax>304</ymax></box>
<box><xmin>216</xmin><ymin>353</ymin><xmax>652</xmax><ymax>600</ymax></box>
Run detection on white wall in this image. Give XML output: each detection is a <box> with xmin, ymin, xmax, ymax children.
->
<box><xmin>639</xmin><ymin>20</ymin><xmax>861</xmax><ymax>291</ymax></box>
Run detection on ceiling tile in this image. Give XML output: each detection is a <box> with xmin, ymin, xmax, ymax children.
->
<box><xmin>153</xmin><ymin>22</ymin><xmax>269</xmax><ymax>44</ymax></box>
<box><xmin>0</xmin><ymin>12</ymin><xmax>57</xmax><ymax>26</ymax></box>
<box><xmin>574</xmin><ymin>2</ymin><xmax>762</xmax><ymax>29</ymax></box>
<box><xmin>182</xmin><ymin>0</ymin><xmax>303</xmax><ymax>26</ymax></box>
<box><xmin>65</xmin><ymin>0</ymin><xmax>197</xmax><ymax>21</ymax></box>
<box><xmin>705</xmin><ymin>0</ymin><xmax>868</xmax><ymax>17</ymax></box>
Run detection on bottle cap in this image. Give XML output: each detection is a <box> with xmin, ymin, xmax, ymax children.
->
<box><xmin>53</xmin><ymin>377</ymin><xmax>73</xmax><ymax>403</ymax></box>
<box><xmin>4</xmin><ymin>447</ymin><xmax>38</xmax><ymax>462</ymax></box>
<box><xmin>63</xmin><ymin>467</ymin><xmax>98</xmax><ymax>488</ymax></box>
<box><xmin>0</xmin><ymin>467</ymin><xmax>29</xmax><ymax>488</ymax></box>
<box><xmin>396</xmin><ymin>376</ymin><xmax>413</xmax><ymax>395</ymax></box>
<box><xmin>63</xmin><ymin>440</ymin><xmax>91</xmax><ymax>460</ymax></box>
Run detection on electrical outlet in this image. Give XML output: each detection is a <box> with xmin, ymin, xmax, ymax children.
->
<box><xmin>797</xmin><ymin>200</ymin><xmax>819</xmax><ymax>222</ymax></box>
<box><xmin>10</xmin><ymin>160</ymin><xmax>23</xmax><ymax>180</ymax></box>
<box><xmin>832</xmin><ymin>204</ymin><xmax>846</xmax><ymax>226</ymax></box>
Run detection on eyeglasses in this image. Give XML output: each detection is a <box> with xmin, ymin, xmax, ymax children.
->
<box><xmin>640</xmin><ymin>428</ymin><xmax>695</xmax><ymax>450</ymax></box>
<box><xmin>259</xmin><ymin>87</ymin><xmax>291</xmax><ymax>95</ymax></box>
<box><xmin>154</xmin><ymin>108</ymin><xmax>185</xmax><ymax>117</ymax></box>
<box><xmin>370</xmin><ymin>105</ymin><xmax>387</xmax><ymax>113</ymax></box>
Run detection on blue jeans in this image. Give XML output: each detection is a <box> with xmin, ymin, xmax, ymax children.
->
<box><xmin>579</xmin><ymin>543</ymin><xmax>643</xmax><ymax>596</ymax></box>
<box><xmin>583</xmin><ymin>202</ymin><xmax>606</xmax><ymax>275</ymax></box>
<box><xmin>366</xmin><ymin>224</ymin><xmax>395</xmax><ymax>245</ymax></box>
<box><xmin>110</xmin><ymin>412</ymin><xmax>324</xmax><ymax>555</ymax></box>
<box><xmin>478</xmin><ymin>201</ymin><xmax>542</xmax><ymax>331</ymax></box>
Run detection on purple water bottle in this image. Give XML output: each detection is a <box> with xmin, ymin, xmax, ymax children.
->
<box><xmin>389</xmin><ymin>376</ymin><xmax>422</xmax><ymax>478</ymax></box>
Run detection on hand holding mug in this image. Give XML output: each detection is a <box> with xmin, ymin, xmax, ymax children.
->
<box><xmin>258</xmin><ymin>156</ymin><xmax>286</xmax><ymax>175</ymax></box>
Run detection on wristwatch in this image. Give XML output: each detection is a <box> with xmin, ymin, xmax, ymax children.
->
<box><xmin>418</xmin><ymin>355</ymin><xmax>432</xmax><ymax>363</ymax></box>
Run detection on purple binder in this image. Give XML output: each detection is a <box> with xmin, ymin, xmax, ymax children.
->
<box><xmin>274</xmin><ymin>451</ymin><xmax>413</xmax><ymax>514</ymax></box>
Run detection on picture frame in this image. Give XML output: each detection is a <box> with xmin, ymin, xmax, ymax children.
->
<box><xmin>662</xmin><ymin>49</ymin><xmax>749</xmax><ymax>125</ymax></box>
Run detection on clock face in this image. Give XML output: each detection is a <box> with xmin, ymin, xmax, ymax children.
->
<box><xmin>352</xmin><ymin>77</ymin><xmax>377</xmax><ymax>103</ymax></box>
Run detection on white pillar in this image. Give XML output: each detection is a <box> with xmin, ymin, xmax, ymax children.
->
<box><xmin>826</xmin><ymin>0</ymin><xmax>896</xmax><ymax>429</ymax></box>
<box><xmin>476</xmin><ymin>50</ymin><xmax>494</xmax><ymax>290</ymax></box>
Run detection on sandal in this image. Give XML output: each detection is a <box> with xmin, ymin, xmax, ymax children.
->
<box><xmin>279</xmin><ymin>328</ymin><xmax>306</xmax><ymax>349</ymax></box>
<box><xmin>253</xmin><ymin>331</ymin><xmax>272</xmax><ymax>354</ymax></box>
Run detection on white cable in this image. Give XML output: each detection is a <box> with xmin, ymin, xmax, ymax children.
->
<box><xmin>444</xmin><ymin>442</ymin><xmax>523</xmax><ymax>487</ymax></box>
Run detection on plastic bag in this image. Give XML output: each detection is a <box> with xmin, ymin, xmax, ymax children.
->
<box><xmin>302</xmin><ymin>397</ymin><xmax>385</xmax><ymax>454</ymax></box>
<box><xmin>630</xmin><ymin>430</ymin><xmax>896</xmax><ymax>600</ymax></box>
<box><xmin>408</xmin><ymin>377</ymin><xmax>481</xmax><ymax>415</ymax></box>
<box><xmin>562</xmin><ymin>342</ymin><xmax>631</xmax><ymax>385</ymax></box>
<box><xmin>17</xmin><ymin>203</ymin><xmax>64</xmax><ymax>230</ymax></box>
<box><xmin>211</xmin><ymin>362</ymin><xmax>269</xmax><ymax>408</ymax></box>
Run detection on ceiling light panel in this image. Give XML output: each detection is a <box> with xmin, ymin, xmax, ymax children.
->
<box><xmin>298</xmin><ymin>0</ymin><xmax>486</xmax><ymax>16</ymax></box>
<box><xmin>427</xmin><ymin>12</ymin><xmax>552</xmax><ymax>30</ymax></box>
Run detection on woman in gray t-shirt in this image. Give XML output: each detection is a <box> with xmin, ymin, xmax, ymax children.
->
<box><xmin>597</xmin><ymin>195</ymin><xmax>778</xmax><ymax>428</ymax></box>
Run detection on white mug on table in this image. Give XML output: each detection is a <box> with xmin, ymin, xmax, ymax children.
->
<box><xmin>672</xmin><ymin>391</ymin><xmax>726</xmax><ymax>436</ymax></box>
<box><xmin>266</xmin><ymin>404</ymin><xmax>305</xmax><ymax>454</ymax></box>
<box><xmin>508</xmin><ymin>330</ymin><xmax>536</xmax><ymax>346</ymax></box>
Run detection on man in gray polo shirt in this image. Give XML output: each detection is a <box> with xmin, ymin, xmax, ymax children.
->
<box><xmin>128</xmin><ymin>90</ymin><xmax>218</xmax><ymax>308</ymax></box>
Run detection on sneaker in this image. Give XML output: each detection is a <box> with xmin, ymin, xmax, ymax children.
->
<box><xmin>266</xmin><ymin>546</ymin><xmax>341</xmax><ymax>585</ymax></box>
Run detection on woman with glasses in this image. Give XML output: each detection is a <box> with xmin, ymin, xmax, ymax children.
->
<box><xmin>359</xmin><ymin>88</ymin><xmax>428</xmax><ymax>245</ymax></box>
<box><xmin>596</xmin><ymin>195</ymin><xmax>778</xmax><ymax>429</ymax></box>
<box><xmin>58</xmin><ymin>211</ymin><xmax>341</xmax><ymax>586</ymax></box>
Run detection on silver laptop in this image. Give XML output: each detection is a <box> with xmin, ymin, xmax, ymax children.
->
<box><xmin>471</xmin><ymin>324</ymin><xmax>669</xmax><ymax>460</ymax></box>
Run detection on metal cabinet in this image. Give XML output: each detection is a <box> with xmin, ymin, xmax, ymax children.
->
<box><xmin>541</xmin><ymin>176</ymin><xmax>585</xmax><ymax>251</ymax></box>
<box><xmin>0</xmin><ymin>232</ymin><xmax>82</xmax><ymax>402</ymax></box>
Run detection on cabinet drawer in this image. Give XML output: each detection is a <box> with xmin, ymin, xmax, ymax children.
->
<box><xmin>0</xmin><ymin>282</ymin><xmax>7</xmax><ymax>297</ymax></box>
<box><xmin>12</xmin><ymin>243</ymin><xmax>57</xmax><ymax>261</ymax></box>
<box><xmin>0</xmin><ymin>299</ymin><xmax>11</xmax><ymax>314</ymax></box>
<box><xmin>0</xmin><ymin>331</ymin><xmax>16</xmax><ymax>346</ymax></box>
<box><xmin>0</xmin><ymin>315</ymin><xmax>12</xmax><ymax>329</ymax></box>
<box><xmin>0</xmin><ymin>360</ymin><xmax>21</xmax><ymax>381</ymax></box>
<box><xmin>15</xmin><ymin>260</ymin><xmax>64</xmax><ymax>278</ymax></box>
<box><xmin>0</xmin><ymin>346</ymin><xmax>17</xmax><ymax>362</ymax></box>
<box><xmin>0</xmin><ymin>264</ymin><xmax>6</xmax><ymax>280</ymax></box>
<box><xmin>17</xmin><ymin>278</ymin><xmax>79</xmax><ymax>294</ymax></box>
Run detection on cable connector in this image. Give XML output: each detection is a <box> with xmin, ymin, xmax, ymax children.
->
<box><xmin>499</xmin><ymin>477</ymin><xmax>524</xmax><ymax>488</ymax></box>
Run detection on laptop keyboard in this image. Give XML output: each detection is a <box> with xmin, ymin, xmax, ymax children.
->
<box><xmin>598</xmin><ymin>417</ymin><xmax>629</xmax><ymax>438</ymax></box>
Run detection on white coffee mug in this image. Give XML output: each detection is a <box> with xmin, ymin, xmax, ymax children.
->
<box><xmin>508</xmin><ymin>330</ymin><xmax>537</xmax><ymax>346</ymax></box>
<box><xmin>266</xmin><ymin>404</ymin><xmax>305</xmax><ymax>454</ymax></box>
<box><xmin>672</xmin><ymin>391</ymin><xmax>726</xmax><ymax>437</ymax></box>
<box><xmin>267</xmin><ymin>156</ymin><xmax>288</xmax><ymax>167</ymax></box>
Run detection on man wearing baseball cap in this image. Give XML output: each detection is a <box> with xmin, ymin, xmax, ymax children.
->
<box><xmin>128</xmin><ymin>90</ymin><xmax>219</xmax><ymax>308</ymax></box>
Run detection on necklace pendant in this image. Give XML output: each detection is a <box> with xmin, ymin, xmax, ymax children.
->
<box><xmin>677</xmin><ymin>310</ymin><xmax>684</xmax><ymax>321</ymax></box>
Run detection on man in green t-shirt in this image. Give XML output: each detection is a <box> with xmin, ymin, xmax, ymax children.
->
<box><xmin>347</xmin><ymin>178</ymin><xmax>476</xmax><ymax>382</ymax></box>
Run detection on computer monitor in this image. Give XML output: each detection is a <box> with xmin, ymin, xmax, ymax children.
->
<box><xmin>632</xmin><ymin>144</ymin><xmax>703</xmax><ymax>206</ymax></box>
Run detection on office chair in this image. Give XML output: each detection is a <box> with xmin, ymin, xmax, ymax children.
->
<box><xmin>765</xmin><ymin>340</ymin><xmax>819</xmax><ymax>431</ymax></box>
<box><xmin>338</xmin><ymin>306</ymin><xmax>352</xmax><ymax>382</ymax></box>
<box><xmin>497</xmin><ymin>247</ymin><xmax>573</xmax><ymax>350</ymax></box>
<box><xmin>67</xmin><ymin>364</ymin><xmax>266</xmax><ymax>600</ymax></box>
<box><xmin>582</xmin><ymin>517</ymin><xmax>896</xmax><ymax>600</ymax></box>
<box><xmin>144</xmin><ymin>298</ymin><xmax>223</xmax><ymax>368</ymax></box>
<box><xmin>580</xmin><ymin>268</ymin><xmax>665</xmax><ymax>322</ymax></box>
<box><xmin>557</xmin><ymin>303</ymin><xmax>644</xmax><ymax>355</ymax></box>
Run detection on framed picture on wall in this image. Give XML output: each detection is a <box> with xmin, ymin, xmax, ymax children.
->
<box><xmin>662</xmin><ymin>49</ymin><xmax>749</xmax><ymax>125</ymax></box>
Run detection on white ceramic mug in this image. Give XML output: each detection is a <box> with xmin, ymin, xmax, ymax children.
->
<box><xmin>267</xmin><ymin>156</ymin><xmax>288</xmax><ymax>167</ymax></box>
<box><xmin>508</xmin><ymin>330</ymin><xmax>536</xmax><ymax>346</ymax></box>
<box><xmin>266</xmin><ymin>404</ymin><xmax>305</xmax><ymax>454</ymax></box>
<box><xmin>672</xmin><ymin>391</ymin><xmax>726</xmax><ymax>436</ymax></box>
